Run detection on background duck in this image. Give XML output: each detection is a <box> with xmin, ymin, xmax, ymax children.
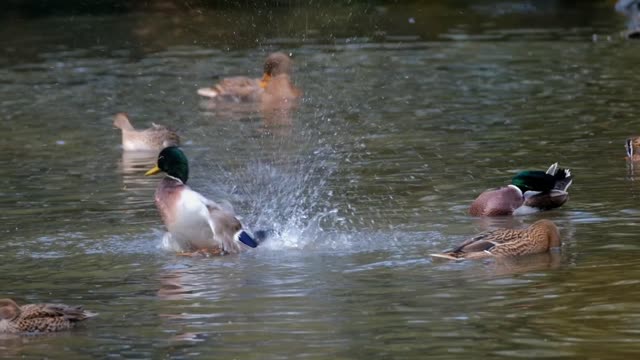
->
<box><xmin>625</xmin><ymin>137</ymin><xmax>640</xmax><ymax>161</ymax></box>
<box><xmin>197</xmin><ymin>52</ymin><xmax>298</xmax><ymax>103</ymax></box>
<box><xmin>113</xmin><ymin>113</ymin><xmax>180</xmax><ymax>152</ymax></box>
<box><xmin>0</xmin><ymin>298</ymin><xmax>96</xmax><ymax>333</ymax></box>
<box><xmin>469</xmin><ymin>163</ymin><xmax>573</xmax><ymax>216</ymax></box>
<box><xmin>145</xmin><ymin>147</ymin><xmax>259</xmax><ymax>256</ymax></box>
<box><xmin>431</xmin><ymin>219</ymin><xmax>561</xmax><ymax>260</ymax></box>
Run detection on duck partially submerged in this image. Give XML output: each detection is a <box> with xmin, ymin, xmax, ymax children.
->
<box><xmin>0</xmin><ymin>298</ymin><xmax>96</xmax><ymax>334</ymax></box>
<box><xmin>469</xmin><ymin>163</ymin><xmax>573</xmax><ymax>216</ymax></box>
<box><xmin>145</xmin><ymin>147</ymin><xmax>259</xmax><ymax>256</ymax></box>
<box><xmin>626</xmin><ymin>137</ymin><xmax>640</xmax><ymax>161</ymax></box>
<box><xmin>431</xmin><ymin>219</ymin><xmax>561</xmax><ymax>260</ymax></box>
<box><xmin>197</xmin><ymin>52</ymin><xmax>300</xmax><ymax>103</ymax></box>
<box><xmin>113</xmin><ymin>113</ymin><xmax>180</xmax><ymax>152</ymax></box>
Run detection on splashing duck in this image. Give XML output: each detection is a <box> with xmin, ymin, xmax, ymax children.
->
<box><xmin>197</xmin><ymin>52</ymin><xmax>301</xmax><ymax>103</ymax></box>
<box><xmin>145</xmin><ymin>147</ymin><xmax>259</xmax><ymax>256</ymax></box>
<box><xmin>431</xmin><ymin>219</ymin><xmax>561</xmax><ymax>260</ymax></box>
<box><xmin>0</xmin><ymin>298</ymin><xmax>96</xmax><ymax>333</ymax></box>
<box><xmin>469</xmin><ymin>163</ymin><xmax>573</xmax><ymax>216</ymax></box>
<box><xmin>113</xmin><ymin>113</ymin><xmax>180</xmax><ymax>152</ymax></box>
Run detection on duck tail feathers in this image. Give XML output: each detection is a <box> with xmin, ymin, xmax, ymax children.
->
<box><xmin>552</xmin><ymin>167</ymin><xmax>573</xmax><ymax>192</ymax></box>
<box><xmin>235</xmin><ymin>230</ymin><xmax>259</xmax><ymax>248</ymax></box>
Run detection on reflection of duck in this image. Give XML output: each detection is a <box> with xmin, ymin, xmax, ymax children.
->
<box><xmin>145</xmin><ymin>147</ymin><xmax>259</xmax><ymax>256</ymax></box>
<box><xmin>0</xmin><ymin>298</ymin><xmax>96</xmax><ymax>333</ymax></box>
<box><xmin>470</xmin><ymin>163</ymin><xmax>573</xmax><ymax>216</ymax></box>
<box><xmin>431</xmin><ymin>219</ymin><xmax>561</xmax><ymax>260</ymax></box>
<box><xmin>197</xmin><ymin>52</ymin><xmax>300</xmax><ymax>104</ymax></box>
<box><xmin>113</xmin><ymin>113</ymin><xmax>180</xmax><ymax>152</ymax></box>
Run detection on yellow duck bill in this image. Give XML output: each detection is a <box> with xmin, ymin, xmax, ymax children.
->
<box><xmin>145</xmin><ymin>165</ymin><xmax>161</xmax><ymax>176</ymax></box>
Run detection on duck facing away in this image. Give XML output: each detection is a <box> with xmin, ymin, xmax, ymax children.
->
<box><xmin>145</xmin><ymin>147</ymin><xmax>259</xmax><ymax>256</ymax></box>
<box><xmin>626</xmin><ymin>137</ymin><xmax>640</xmax><ymax>161</ymax></box>
<box><xmin>469</xmin><ymin>163</ymin><xmax>573</xmax><ymax>216</ymax></box>
<box><xmin>0</xmin><ymin>298</ymin><xmax>96</xmax><ymax>334</ymax></box>
<box><xmin>113</xmin><ymin>113</ymin><xmax>180</xmax><ymax>152</ymax></box>
<box><xmin>431</xmin><ymin>219</ymin><xmax>561</xmax><ymax>260</ymax></box>
<box><xmin>197</xmin><ymin>52</ymin><xmax>300</xmax><ymax>103</ymax></box>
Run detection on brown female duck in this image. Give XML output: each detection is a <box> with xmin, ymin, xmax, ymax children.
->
<box><xmin>0</xmin><ymin>298</ymin><xmax>96</xmax><ymax>333</ymax></box>
<box><xmin>113</xmin><ymin>113</ymin><xmax>180</xmax><ymax>152</ymax></box>
<box><xmin>197</xmin><ymin>52</ymin><xmax>300</xmax><ymax>103</ymax></box>
<box><xmin>431</xmin><ymin>219</ymin><xmax>561</xmax><ymax>260</ymax></box>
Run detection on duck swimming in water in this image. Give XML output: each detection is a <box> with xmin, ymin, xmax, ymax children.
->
<box><xmin>145</xmin><ymin>147</ymin><xmax>259</xmax><ymax>256</ymax></box>
<box><xmin>113</xmin><ymin>113</ymin><xmax>180</xmax><ymax>152</ymax></box>
<box><xmin>0</xmin><ymin>298</ymin><xmax>96</xmax><ymax>333</ymax></box>
<box><xmin>431</xmin><ymin>219</ymin><xmax>561</xmax><ymax>260</ymax></box>
<box><xmin>469</xmin><ymin>163</ymin><xmax>573</xmax><ymax>216</ymax></box>
<box><xmin>197</xmin><ymin>52</ymin><xmax>300</xmax><ymax>104</ymax></box>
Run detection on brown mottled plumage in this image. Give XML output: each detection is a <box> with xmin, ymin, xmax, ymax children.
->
<box><xmin>626</xmin><ymin>137</ymin><xmax>640</xmax><ymax>161</ymax></box>
<box><xmin>431</xmin><ymin>219</ymin><xmax>561</xmax><ymax>260</ymax></box>
<box><xmin>197</xmin><ymin>52</ymin><xmax>299</xmax><ymax>104</ymax></box>
<box><xmin>0</xmin><ymin>298</ymin><xmax>96</xmax><ymax>334</ymax></box>
<box><xmin>113</xmin><ymin>113</ymin><xmax>180</xmax><ymax>152</ymax></box>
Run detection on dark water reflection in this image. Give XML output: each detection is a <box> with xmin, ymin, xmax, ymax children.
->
<box><xmin>2</xmin><ymin>1</ymin><xmax>640</xmax><ymax>359</ymax></box>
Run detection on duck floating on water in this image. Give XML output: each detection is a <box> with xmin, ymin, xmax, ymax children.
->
<box><xmin>626</xmin><ymin>137</ymin><xmax>640</xmax><ymax>161</ymax></box>
<box><xmin>469</xmin><ymin>163</ymin><xmax>573</xmax><ymax>216</ymax></box>
<box><xmin>145</xmin><ymin>147</ymin><xmax>259</xmax><ymax>256</ymax></box>
<box><xmin>431</xmin><ymin>219</ymin><xmax>561</xmax><ymax>260</ymax></box>
<box><xmin>197</xmin><ymin>52</ymin><xmax>300</xmax><ymax>104</ymax></box>
<box><xmin>0</xmin><ymin>298</ymin><xmax>96</xmax><ymax>333</ymax></box>
<box><xmin>113</xmin><ymin>113</ymin><xmax>180</xmax><ymax>152</ymax></box>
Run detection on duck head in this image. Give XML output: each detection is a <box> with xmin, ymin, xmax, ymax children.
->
<box><xmin>0</xmin><ymin>299</ymin><xmax>20</xmax><ymax>320</ymax></box>
<box><xmin>260</xmin><ymin>52</ymin><xmax>292</xmax><ymax>89</ymax></box>
<box><xmin>113</xmin><ymin>112</ymin><xmax>134</xmax><ymax>130</ymax></box>
<box><xmin>145</xmin><ymin>146</ymin><xmax>189</xmax><ymax>184</ymax></box>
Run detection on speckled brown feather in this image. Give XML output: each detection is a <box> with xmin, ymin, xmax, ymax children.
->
<box><xmin>469</xmin><ymin>186</ymin><xmax>524</xmax><ymax>216</ymax></box>
<box><xmin>0</xmin><ymin>299</ymin><xmax>95</xmax><ymax>334</ymax></box>
<box><xmin>113</xmin><ymin>113</ymin><xmax>180</xmax><ymax>151</ymax></box>
<box><xmin>432</xmin><ymin>220</ymin><xmax>561</xmax><ymax>260</ymax></box>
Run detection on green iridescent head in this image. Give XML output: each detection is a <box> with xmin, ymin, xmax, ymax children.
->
<box><xmin>145</xmin><ymin>146</ymin><xmax>189</xmax><ymax>183</ymax></box>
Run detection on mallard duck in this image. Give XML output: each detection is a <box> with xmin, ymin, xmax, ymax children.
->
<box><xmin>469</xmin><ymin>163</ymin><xmax>573</xmax><ymax>216</ymax></box>
<box><xmin>113</xmin><ymin>113</ymin><xmax>180</xmax><ymax>152</ymax></box>
<box><xmin>626</xmin><ymin>137</ymin><xmax>640</xmax><ymax>161</ymax></box>
<box><xmin>145</xmin><ymin>147</ymin><xmax>259</xmax><ymax>256</ymax></box>
<box><xmin>430</xmin><ymin>219</ymin><xmax>561</xmax><ymax>260</ymax></box>
<box><xmin>0</xmin><ymin>298</ymin><xmax>96</xmax><ymax>333</ymax></box>
<box><xmin>197</xmin><ymin>52</ymin><xmax>298</xmax><ymax>102</ymax></box>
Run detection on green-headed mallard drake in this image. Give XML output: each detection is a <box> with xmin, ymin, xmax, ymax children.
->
<box><xmin>113</xmin><ymin>113</ymin><xmax>180</xmax><ymax>152</ymax></box>
<box><xmin>626</xmin><ymin>137</ymin><xmax>640</xmax><ymax>161</ymax></box>
<box><xmin>197</xmin><ymin>52</ymin><xmax>298</xmax><ymax>102</ymax></box>
<box><xmin>145</xmin><ymin>147</ymin><xmax>259</xmax><ymax>256</ymax></box>
<box><xmin>469</xmin><ymin>163</ymin><xmax>573</xmax><ymax>216</ymax></box>
<box><xmin>431</xmin><ymin>219</ymin><xmax>561</xmax><ymax>260</ymax></box>
<box><xmin>0</xmin><ymin>298</ymin><xmax>96</xmax><ymax>333</ymax></box>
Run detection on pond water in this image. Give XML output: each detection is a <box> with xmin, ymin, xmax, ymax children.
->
<box><xmin>2</xmin><ymin>1</ymin><xmax>640</xmax><ymax>358</ymax></box>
